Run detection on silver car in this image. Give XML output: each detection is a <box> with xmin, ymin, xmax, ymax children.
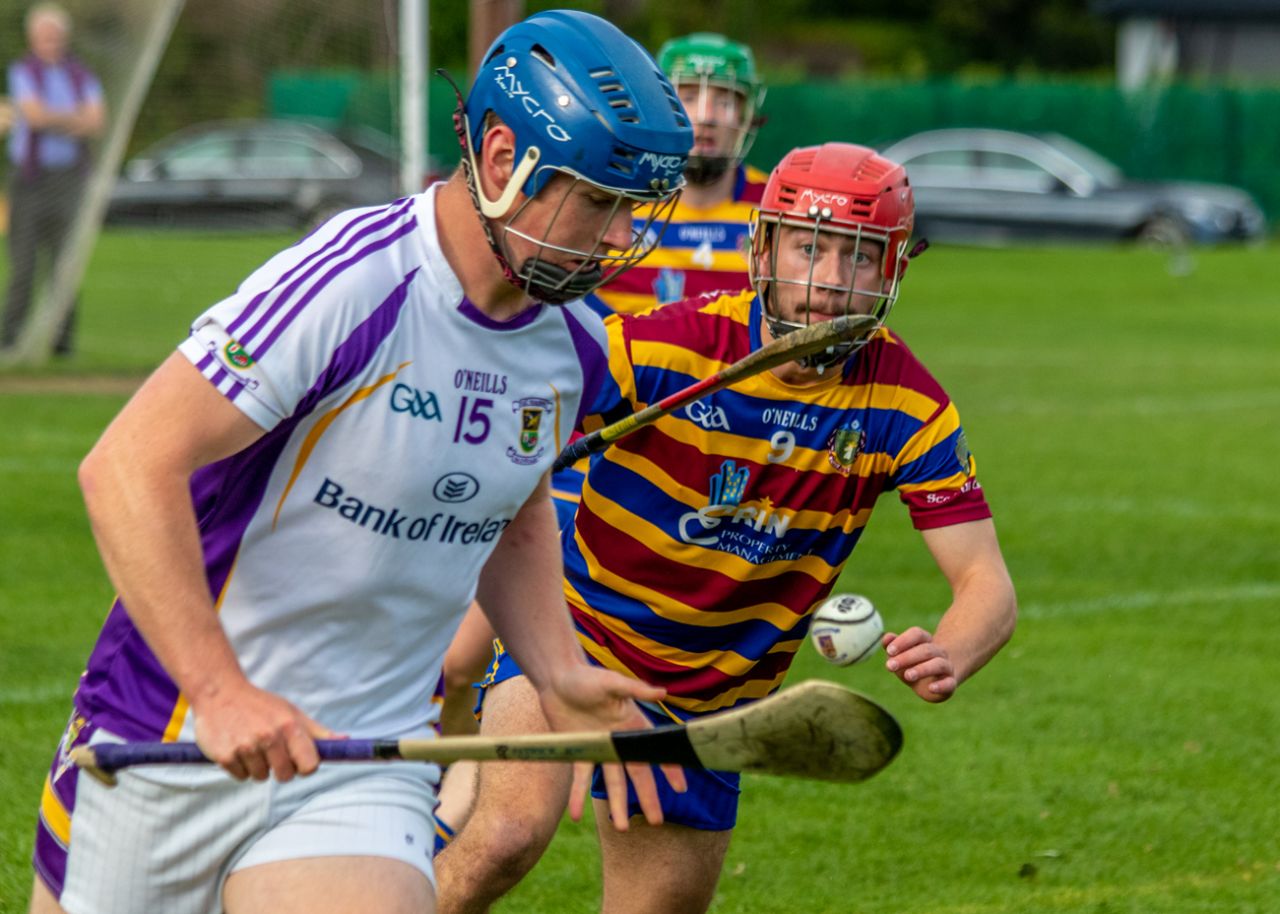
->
<box><xmin>107</xmin><ymin>119</ymin><xmax>422</xmax><ymax>229</ymax></box>
<box><xmin>880</xmin><ymin>128</ymin><xmax>1266</xmax><ymax>246</ymax></box>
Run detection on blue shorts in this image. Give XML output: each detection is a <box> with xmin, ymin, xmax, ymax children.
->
<box><xmin>478</xmin><ymin>642</ymin><xmax>740</xmax><ymax>831</ymax></box>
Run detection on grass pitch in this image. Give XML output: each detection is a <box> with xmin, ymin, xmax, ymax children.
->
<box><xmin>1</xmin><ymin>232</ymin><xmax>1277</xmax><ymax>912</ymax></box>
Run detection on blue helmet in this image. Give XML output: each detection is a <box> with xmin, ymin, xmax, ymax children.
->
<box><xmin>464</xmin><ymin>10</ymin><xmax>693</xmax><ymax>203</ymax></box>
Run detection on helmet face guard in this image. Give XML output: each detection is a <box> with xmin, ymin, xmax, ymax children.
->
<box><xmin>748</xmin><ymin>143</ymin><xmax>915</xmax><ymax>370</ymax></box>
<box><xmin>458</xmin><ymin>10</ymin><xmax>693</xmax><ymax>304</ymax></box>
<box><xmin>494</xmin><ymin>167</ymin><xmax>681</xmax><ymax>305</ymax></box>
<box><xmin>657</xmin><ymin>33</ymin><xmax>765</xmax><ymax>185</ymax></box>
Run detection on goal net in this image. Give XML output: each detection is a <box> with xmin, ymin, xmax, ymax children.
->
<box><xmin>1</xmin><ymin>0</ymin><xmax>448</xmax><ymax>365</ymax></box>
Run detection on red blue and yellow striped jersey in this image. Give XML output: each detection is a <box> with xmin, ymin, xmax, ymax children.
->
<box><xmin>563</xmin><ymin>290</ymin><xmax>992</xmax><ymax>717</ymax></box>
<box><xmin>588</xmin><ymin>164</ymin><xmax>768</xmax><ymax>317</ymax></box>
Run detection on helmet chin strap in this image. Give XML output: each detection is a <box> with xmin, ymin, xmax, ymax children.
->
<box><xmin>516</xmin><ymin>259</ymin><xmax>604</xmax><ymax>306</ymax></box>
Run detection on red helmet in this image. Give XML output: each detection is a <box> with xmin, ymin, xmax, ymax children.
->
<box><xmin>749</xmin><ymin>143</ymin><xmax>916</xmax><ymax>363</ymax></box>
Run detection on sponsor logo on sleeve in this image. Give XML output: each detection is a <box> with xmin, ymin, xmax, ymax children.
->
<box><xmin>224</xmin><ymin>339</ymin><xmax>255</xmax><ymax>369</ymax></box>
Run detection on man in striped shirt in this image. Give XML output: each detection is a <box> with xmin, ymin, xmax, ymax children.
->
<box><xmin>27</xmin><ymin>11</ymin><xmax>692</xmax><ymax>914</ymax></box>
<box><xmin>430</xmin><ymin>31</ymin><xmax>774</xmax><ymax>842</ymax></box>
<box><xmin>436</xmin><ymin>143</ymin><xmax>1017</xmax><ymax>914</ymax></box>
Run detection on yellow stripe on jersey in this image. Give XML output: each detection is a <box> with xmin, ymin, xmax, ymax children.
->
<box><xmin>602</xmin><ymin>441</ymin><xmax>877</xmax><ymax>536</ymax></box>
<box><xmin>272</xmin><ymin>361</ymin><xmax>411</xmax><ymax>530</ymax></box>
<box><xmin>572</xmin><ymin>628</ymin><xmax>788</xmax><ymax>716</ymax></box>
<box><xmin>40</xmin><ymin>776</ymin><xmax>71</xmax><ymax>845</ymax></box>
<box><xmin>889</xmin><ymin>400</ymin><xmax>963</xmax><ymax>474</ymax></box>
<box><xmin>573</xmin><ymin>483</ymin><xmax>842</xmax><ymax>616</ymax></box>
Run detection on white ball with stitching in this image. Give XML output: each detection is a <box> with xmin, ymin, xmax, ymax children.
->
<box><xmin>809</xmin><ymin>593</ymin><xmax>884</xmax><ymax>666</ymax></box>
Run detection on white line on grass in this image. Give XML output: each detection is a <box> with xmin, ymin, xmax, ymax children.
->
<box><xmin>1021</xmin><ymin>582</ymin><xmax>1280</xmax><ymax>620</ymax></box>
<box><xmin>986</xmin><ymin>388</ymin><xmax>1280</xmax><ymax>417</ymax></box>
<box><xmin>0</xmin><ymin>682</ymin><xmax>74</xmax><ymax>706</ymax></box>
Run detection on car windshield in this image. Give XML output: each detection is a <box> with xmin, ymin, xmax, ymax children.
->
<box><xmin>1041</xmin><ymin>134</ymin><xmax>1123</xmax><ymax>189</ymax></box>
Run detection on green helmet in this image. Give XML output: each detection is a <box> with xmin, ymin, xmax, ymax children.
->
<box><xmin>656</xmin><ymin>33</ymin><xmax>766</xmax><ymax>183</ymax></box>
<box><xmin>657</xmin><ymin>32</ymin><xmax>763</xmax><ymax>99</ymax></box>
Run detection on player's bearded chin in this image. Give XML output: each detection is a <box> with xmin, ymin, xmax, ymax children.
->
<box><xmin>684</xmin><ymin>154</ymin><xmax>733</xmax><ymax>186</ymax></box>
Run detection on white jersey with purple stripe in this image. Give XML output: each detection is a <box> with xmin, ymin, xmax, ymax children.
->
<box><xmin>72</xmin><ymin>185</ymin><xmax>609</xmax><ymax>744</ymax></box>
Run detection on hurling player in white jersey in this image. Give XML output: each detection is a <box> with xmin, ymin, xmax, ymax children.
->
<box><xmin>28</xmin><ymin>11</ymin><xmax>692</xmax><ymax>914</ymax></box>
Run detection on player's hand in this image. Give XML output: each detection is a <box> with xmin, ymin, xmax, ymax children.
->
<box><xmin>883</xmin><ymin>626</ymin><xmax>957</xmax><ymax>703</ymax></box>
<box><xmin>537</xmin><ymin>664</ymin><xmax>687</xmax><ymax>829</ymax></box>
<box><xmin>191</xmin><ymin>680</ymin><xmax>338</xmax><ymax>782</ymax></box>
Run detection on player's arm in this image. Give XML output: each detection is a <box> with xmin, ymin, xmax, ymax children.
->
<box><xmin>474</xmin><ymin>471</ymin><xmax>685</xmax><ymax>828</ymax></box>
<box><xmin>78</xmin><ymin>352</ymin><xmax>332</xmax><ymax>780</ymax></box>
<box><xmin>13</xmin><ymin>84</ymin><xmax>102</xmax><ymax>137</ymax></box>
<box><xmin>883</xmin><ymin>518</ymin><xmax>1017</xmax><ymax>703</ymax></box>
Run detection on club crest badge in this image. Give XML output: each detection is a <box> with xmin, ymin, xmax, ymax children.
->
<box><xmin>224</xmin><ymin>339</ymin><xmax>255</xmax><ymax>369</ymax></box>
<box><xmin>507</xmin><ymin>397</ymin><xmax>555</xmax><ymax>466</ymax></box>
<box><xmin>827</xmin><ymin>421</ymin><xmax>866</xmax><ymax>475</ymax></box>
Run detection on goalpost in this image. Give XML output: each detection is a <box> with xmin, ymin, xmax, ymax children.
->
<box><xmin>0</xmin><ymin>0</ymin><xmax>440</xmax><ymax>367</ymax></box>
<box><xmin>1</xmin><ymin>0</ymin><xmax>185</xmax><ymax>366</ymax></box>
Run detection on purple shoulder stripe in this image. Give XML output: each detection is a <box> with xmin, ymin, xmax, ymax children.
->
<box><xmin>296</xmin><ymin>267</ymin><xmax>420</xmax><ymax>414</ymax></box>
<box><xmin>251</xmin><ymin>215</ymin><xmax>419</xmax><ymax>358</ymax></box>
<box><xmin>561</xmin><ymin>307</ymin><xmax>609</xmax><ymax>432</ymax></box>
<box><xmin>228</xmin><ymin>197</ymin><xmax>415</xmax><ymax>342</ymax></box>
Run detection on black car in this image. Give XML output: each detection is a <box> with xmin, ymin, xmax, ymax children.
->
<box><xmin>107</xmin><ymin>119</ymin><xmax>430</xmax><ymax>229</ymax></box>
<box><xmin>880</xmin><ymin>128</ymin><xmax>1266</xmax><ymax>246</ymax></box>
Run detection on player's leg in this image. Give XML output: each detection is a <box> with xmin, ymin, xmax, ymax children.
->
<box><xmin>587</xmin><ymin>715</ymin><xmax>741</xmax><ymax>914</ymax></box>
<box><xmin>433</xmin><ymin>759</ymin><xmax>478</xmax><ymax>855</ymax></box>
<box><xmin>439</xmin><ymin>601</ymin><xmax>495</xmax><ymax>737</ymax></box>
<box><xmin>435</xmin><ymin>673</ymin><xmax>571</xmax><ymax>914</ymax></box>
<box><xmin>434</xmin><ymin>601</ymin><xmax>499</xmax><ymax>850</ymax></box>
<box><xmin>223</xmin><ymin>761</ymin><xmax>439</xmax><ymax>914</ymax></box>
<box><xmin>596</xmin><ymin>808</ymin><xmax>732</xmax><ymax>914</ymax></box>
<box><xmin>223</xmin><ymin>857</ymin><xmax>433</xmax><ymax>914</ymax></box>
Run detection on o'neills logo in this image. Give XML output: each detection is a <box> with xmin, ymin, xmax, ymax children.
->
<box><xmin>224</xmin><ymin>339</ymin><xmax>254</xmax><ymax>369</ymax></box>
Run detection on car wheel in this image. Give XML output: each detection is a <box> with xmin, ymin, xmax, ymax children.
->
<box><xmin>305</xmin><ymin>200</ymin><xmax>351</xmax><ymax>231</ymax></box>
<box><xmin>1138</xmin><ymin>214</ymin><xmax>1195</xmax><ymax>276</ymax></box>
<box><xmin>1137</xmin><ymin>214</ymin><xmax>1191</xmax><ymax>249</ymax></box>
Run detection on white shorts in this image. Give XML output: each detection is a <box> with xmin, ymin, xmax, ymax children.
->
<box><xmin>50</xmin><ymin>728</ymin><xmax>440</xmax><ymax>914</ymax></box>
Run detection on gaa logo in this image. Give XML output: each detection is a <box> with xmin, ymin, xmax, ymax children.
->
<box><xmin>432</xmin><ymin>472</ymin><xmax>480</xmax><ymax>503</ymax></box>
<box><xmin>685</xmin><ymin>400</ymin><xmax>731</xmax><ymax>431</ymax></box>
<box><xmin>390</xmin><ymin>384</ymin><xmax>442</xmax><ymax>422</ymax></box>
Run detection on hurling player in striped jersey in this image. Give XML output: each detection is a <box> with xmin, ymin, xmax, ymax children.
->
<box><xmin>435</xmin><ymin>143</ymin><xmax>1017</xmax><ymax>914</ymax></box>
<box><xmin>430</xmin><ymin>30</ymin><xmax>772</xmax><ymax>847</ymax></box>
<box><xmin>28</xmin><ymin>11</ymin><xmax>694</xmax><ymax>914</ymax></box>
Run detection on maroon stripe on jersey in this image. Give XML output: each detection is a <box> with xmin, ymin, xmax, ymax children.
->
<box><xmin>574</xmin><ymin>506</ymin><xmax>825</xmax><ymax>616</ymax></box>
<box><xmin>902</xmin><ymin>487</ymin><xmax>991</xmax><ymax>529</ymax></box>
<box><xmin>608</xmin><ymin>265</ymin><xmax>752</xmax><ymax>299</ymax></box>
<box><xmin>576</xmin><ymin>607</ymin><xmax>801</xmax><ymax>704</ymax></box>
<box><xmin>845</xmin><ymin>333</ymin><xmax>950</xmax><ymax>405</ymax></box>
<box><xmin>605</xmin><ymin>428</ymin><xmax>889</xmax><ymax>520</ymax></box>
<box><xmin>624</xmin><ymin>297</ymin><xmax>751</xmax><ymax>359</ymax></box>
